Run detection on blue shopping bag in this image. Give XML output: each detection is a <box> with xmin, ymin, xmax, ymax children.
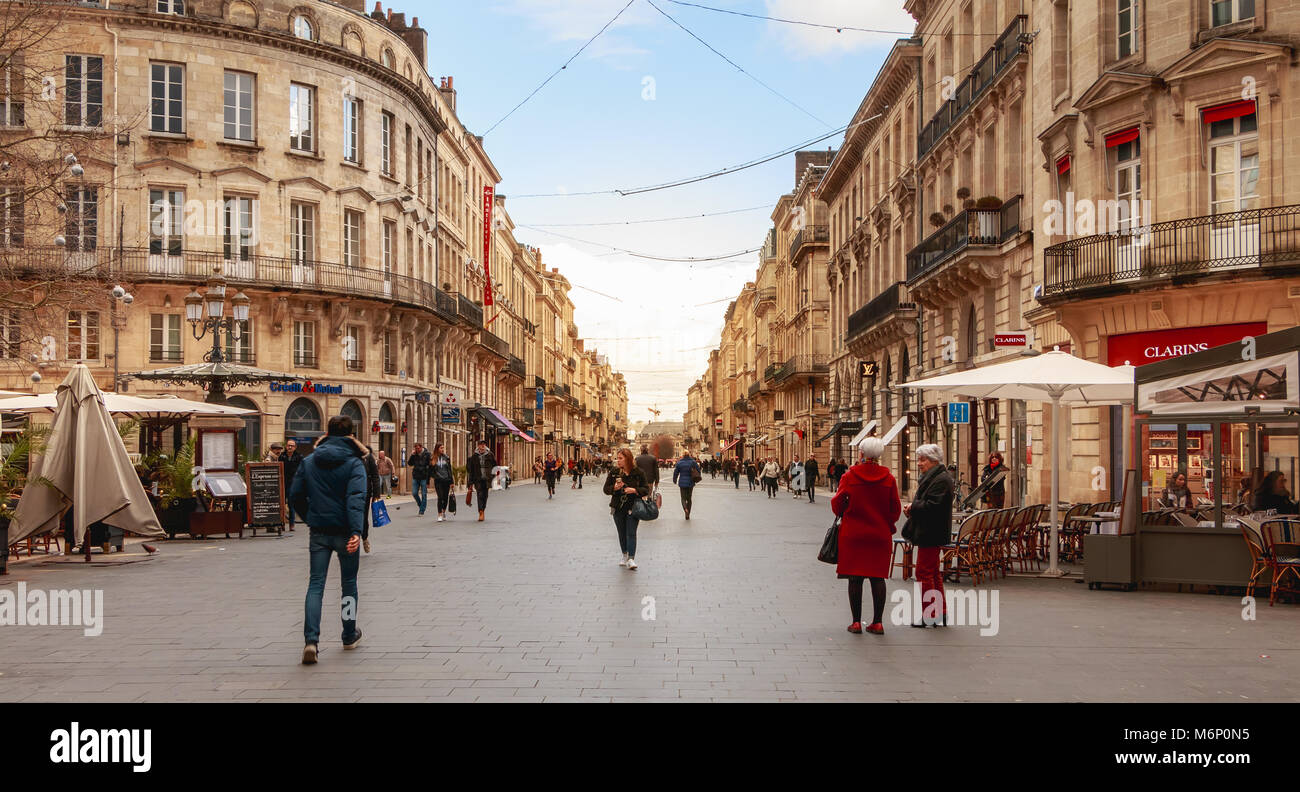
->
<box><xmin>371</xmin><ymin>500</ymin><xmax>391</xmax><ymax>528</ymax></box>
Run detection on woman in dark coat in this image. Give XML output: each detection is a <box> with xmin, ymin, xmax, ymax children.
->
<box><xmin>979</xmin><ymin>452</ymin><xmax>1006</xmax><ymax>508</ymax></box>
<box><xmin>831</xmin><ymin>437</ymin><xmax>901</xmax><ymax>635</ymax></box>
<box><xmin>1254</xmin><ymin>471</ymin><xmax>1299</xmax><ymax>515</ymax></box>
<box><xmin>603</xmin><ymin>448</ymin><xmax>651</xmax><ymax>570</ymax></box>
<box><xmin>903</xmin><ymin>444</ymin><xmax>955</xmax><ymax>627</ymax></box>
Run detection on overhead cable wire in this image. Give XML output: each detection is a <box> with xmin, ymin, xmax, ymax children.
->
<box><xmin>525</xmin><ymin>204</ymin><xmax>771</xmax><ymax>227</ymax></box>
<box><xmin>645</xmin><ymin>0</ymin><xmax>829</xmax><ymax>127</ymax></box>
<box><xmin>520</xmin><ymin>224</ymin><xmax>759</xmax><ymax>263</ymax></box>
<box><xmin>664</xmin><ymin>1</ymin><xmax>994</xmax><ymax>37</ymax></box>
<box><xmin>482</xmin><ymin>0</ymin><xmax>636</xmax><ymax>137</ymax></box>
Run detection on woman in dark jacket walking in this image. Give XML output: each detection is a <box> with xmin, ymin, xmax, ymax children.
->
<box><xmin>831</xmin><ymin>437</ymin><xmax>901</xmax><ymax>635</ymax></box>
<box><xmin>903</xmin><ymin>444</ymin><xmax>955</xmax><ymax>627</ymax></box>
<box><xmin>604</xmin><ymin>448</ymin><xmax>651</xmax><ymax>570</ymax></box>
<box><xmin>980</xmin><ymin>452</ymin><xmax>1006</xmax><ymax>508</ymax></box>
<box><xmin>431</xmin><ymin>443</ymin><xmax>455</xmax><ymax>522</ymax></box>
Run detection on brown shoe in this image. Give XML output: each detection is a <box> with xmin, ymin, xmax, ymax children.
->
<box><xmin>478</xmin><ymin>511</ymin><xmax>485</xmax><ymax>522</ymax></box>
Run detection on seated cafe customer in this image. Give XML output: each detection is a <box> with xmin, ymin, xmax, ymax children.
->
<box><xmin>1253</xmin><ymin>471</ymin><xmax>1299</xmax><ymax>515</ymax></box>
<box><xmin>1161</xmin><ymin>472</ymin><xmax>1192</xmax><ymax>509</ymax></box>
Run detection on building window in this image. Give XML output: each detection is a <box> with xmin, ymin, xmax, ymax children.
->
<box><xmin>224</xmin><ymin>318</ymin><xmax>253</xmax><ymax>364</ymax></box>
<box><xmin>67</xmin><ymin>310</ymin><xmax>99</xmax><ymax>361</ymax></box>
<box><xmin>289</xmin><ymin>202</ymin><xmax>314</xmax><ymax>263</ymax></box>
<box><xmin>1</xmin><ymin>186</ymin><xmax>23</xmax><ymax>247</ymax></box>
<box><xmin>1208</xmin><ymin>109</ymin><xmax>1258</xmax><ymax>214</ymax></box>
<box><xmin>293</xmin><ymin>320</ymin><xmax>316</xmax><ymax>368</ymax></box>
<box><xmin>1211</xmin><ymin>0</ymin><xmax>1253</xmax><ymax>26</ymax></box>
<box><xmin>0</xmin><ymin>310</ymin><xmax>20</xmax><ymax>358</ymax></box>
<box><xmin>380</xmin><ymin>111</ymin><xmax>393</xmax><ymax>176</ymax></box>
<box><xmin>343</xmin><ymin>209</ymin><xmax>363</xmax><ymax>267</ymax></box>
<box><xmin>1117</xmin><ymin>0</ymin><xmax>1137</xmax><ymax>58</ymax></box>
<box><xmin>344</xmin><ymin>325</ymin><xmax>363</xmax><ymax>371</ymax></box>
<box><xmin>289</xmin><ymin>83</ymin><xmax>314</xmax><ymax>153</ymax></box>
<box><xmin>149</xmin><ymin>313</ymin><xmax>182</xmax><ymax>362</ymax></box>
<box><xmin>285</xmin><ymin>397</ymin><xmax>321</xmax><ymax>434</ymax></box>
<box><xmin>65</xmin><ymin>187</ymin><xmax>97</xmax><ymax>251</ymax></box>
<box><xmin>156</xmin><ymin>0</ymin><xmax>184</xmax><ymax>14</ymax></box>
<box><xmin>1055</xmin><ymin>155</ymin><xmax>1072</xmax><ymax>204</ymax></box>
<box><xmin>148</xmin><ymin>188</ymin><xmax>183</xmax><ymax>255</ymax></box>
<box><xmin>223</xmin><ymin>71</ymin><xmax>254</xmax><ymax>142</ymax></box>
<box><xmin>64</xmin><ymin>55</ymin><xmax>103</xmax><ymax>127</ymax></box>
<box><xmin>383</xmin><ymin>329</ymin><xmax>396</xmax><ymax>374</ymax></box>
<box><xmin>343</xmin><ymin>95</ymin><xmax>361</xmax><ymax>163</ymax></box>
<box><xmin>222</xmin><ymin>196</ymin><xmax>255</xmax><ymax>260</ymax></box>
<box><xmin>382</xmin><ymin>220</ymin><xmax>394</xmax><ymax>281</ymax></box>
<box><xmin>381</xmin><ymin>49</ymin><xmax>394</xmax><ymax>70</ymax></box>
<box><xmin>292</xmin><ymin>15</ymin><xmax>313</xmax><ymax>40</ymax></box>
<box><xmin>149</xmin><ymin>62</ymin><xmax>184</xmax><ymax>134</ymax></box>
<box><xmin>1</xmin><ymin>55</ymin><xmax>24</xmax><ymax>126</ymax></box>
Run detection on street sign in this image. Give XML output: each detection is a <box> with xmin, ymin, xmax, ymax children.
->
<box><xmin>993</xmin><ymin>332</ymin><xmax>1028</xmax><ymax>347</ymax></box>
<box><xmin>738</xmin><ymin>423</ymin><xmax>747</xmax><ymax>432</ymax></box>
<box><xmin>859</xmin><ymin>360</ymin><xmax>878</xmax><ymax>378</ymax></box>
<box><xmin>947</xmin><ymin>401</ymin><xmax>970</xmax><ymax>424</ymax></box>
<box><xmin>441</xmin><ymin>390</ymin><xmax>461</xmax><ymax>424</ymax></box>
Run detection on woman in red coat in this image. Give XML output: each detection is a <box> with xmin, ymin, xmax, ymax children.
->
<box><xmin>831</xmin><ymin>436</ymin><xmax>901</xmax><ymax>635</ymax></box>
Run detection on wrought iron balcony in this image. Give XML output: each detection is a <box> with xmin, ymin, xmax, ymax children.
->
<box><xmin>345</xmin><ymin>358</ymin><xmax>365</xmax><ymax>372</ymax></box>
<box><xmin>788</xmin><ymin>225</ymin><xmax>829</xmax><ymax>265</ymax></box>
<box><xmin>433</xmin><ymin>289</ymin><xmax>457</xmax><ymax>322</ymax></box>
<box><xmin>477</xmin><ymin>328</ymin><xmax>509</xmax><ymax>358</ymax></box>
<box><xmin>514</xmin><ymin>406</ymin><xmax>535</xmax><ymax>426</ymax></box>
<box><xmin>534</xmin><ymin>375</ymin><xmax>546</xmax><ymax>389</ymax></box>
<box><xmin>522</xmin><ymin>318</ymin><xmax>537</xmax><ymax>335</ymax></box>
<box><xmin>764</xmin><ymin>362</ymin><xmax>781</xmax><ymax>382</ymax></box>
<box><xmin>547</xmin><ymin>384</ymin><xmax>565</xmax><ymax>398</ymax></box>
<box><xmin>748</xmin><ymin>381</ymin><xmax>761</xmax><ymax>398</ymax></box>
<box><xmin>505</xmin><ymin>355</ymin><xmax>527</xmax><ymax>378</ymax></box>
<box><xmin>906</xmin><ymin>196</ymin><xmax>1022</xmax><ymax>283</ymax></box>
<box><xmin>918</xmin><ymin>15</ymin><xmax>1028</xmax><ymax>159</ymax></box>
<box><xmin>845</xmin><ymin>281</ymin><xmax>918</xmax><ymax>343</ymax></box>
<box><xmin>149</xmin><ymin>349</ymin><xmax>183</xmax><ymax>363</ymax></box>
<box><xmin>774</xmin><ymin>354</ymin><xmax>829</xmax><ymax>385</ymax></box>
<box><xmin>458</xmin><ymin>294</ymin><xmax>483</xmax><ymax>328</ymax></box>
<box><xmin>732</xmin><ymin>398</ymin><xmax>752</xmax><ymax>413</ymax></box>
<box><xmin>1042</xmin><ymin>203</ymin><xmax>1300</xmax><ymax>301</ymax></box>
<box><xmin>293</xmin><ymin>352</ymin><xmax>317</xmax><ymax>368</ymax></box>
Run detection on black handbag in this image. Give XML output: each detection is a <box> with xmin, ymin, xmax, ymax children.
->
<box><xmin>630</xmin><ymin>495</ymin><xmax>659</xmax><ymax>522</ymax></box>
<box><xmin>818</xmin><ymin>494</ymin><xmax>844</xmax><ymax>564</ymax></box>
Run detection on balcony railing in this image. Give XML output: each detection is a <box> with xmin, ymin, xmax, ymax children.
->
<box><xmin>458</xmin><ymin>294</ymin><xmax>483</xmax><ymax>328</ymax></box>
<box><xmin>225</xmin><ymin>350</ymin><xmax>256</xmax><ymax>366</ymax></box>
<box><xmin>774</xmin><ymin>354</ymin><xmax>829</xmax><ymax>385</ymax></box>
<box><xmin>534</xmin><ymin>375</ymin><xmax>546</xmax><ymax>389</ymax></box>
<box><xmin>788</xmin><ymin>225</ymin><xmax>829</xmax><ymax>264</ymax></box>
<box><xmin>732</xmin><ymin>398</ymin><xmax>751</xmax><ymax>413</ymax></box>
<box><xmin>918</xmin><ymin>15</ymin><xmax>1028</xmax><ymax>158</ymax></box>
<box><xmin>149</xmin><ymin>349</ymin><xmax>183</xmax><ymax>363</ymax></box>
<box><xmin>547</xmin><ymin>384</ymin><xmax>565</xmax><ymax>398</ymax></box>
<box><xmin>345</xmin><ymin>358</ymin><xmax>365</xmax><ymax>372</ymax></box>
<box><xmin>11</xmin><ymin>247</ymin><xmax>466</xmax><ymax>329</ymax></box>
<box><xmin>293</xmin><ymin>352</ymin><xmax>317</xmax><ymax>368</ymax></box>
<box><xmin>506</xmin><ymin>355</ymin><xmax>527</xmax><ymax>378</ymax></box>
<box><xmin>515</xmin><ymin>407</ymin><xmax>535</xmax><ymax>426</ymax></box>
<box><xmin>763</xmin><ymin>362</ymin><xmax>780</xmax><ymax>382</ymax></box>
<box><xmin>477</xmin><ymin>328</ymin><xmax>509</xmax><ymax>358</ymax></box>
<box><xmin>562</xmin><ymin>383</ymin><xmax>571</xmax><ymax>397</ymax></box>
<box><xmin>906</xmin><ymin>196</ymin><xmax>1022</xmax><ymax>283</ymax></box>
<box><xmin>754</xmin><ymin>286</ymin><xmax>777</xmax><ymax>311</ymax></box>
<box><xmin>522</xmin><ymin>318</ymin><xmax>537</xmax><ymax>335</ymax></box>
<box><xmin>748</xmin><ymin>381</ymin><xmax>761</xmax><ymax>398</ymax></box>
<box><xmin>845</xmin><ymin>281</ymin><xmax>917</xmax><ymax>342</ymax></box>
<box><xmin>1042</xmin><ymin>203</ymin><xmax>1300</xmax><ymax>299</ymax></box>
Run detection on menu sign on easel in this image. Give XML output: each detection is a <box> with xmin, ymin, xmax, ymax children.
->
<box><xmin>245</xmin><ymin>462</ymin><xmax>285</xmax><ymax>529</ymax></box>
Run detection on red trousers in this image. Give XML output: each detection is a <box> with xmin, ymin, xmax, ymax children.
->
<box><xmin>915</xmin><ymin>546</ymin><xmax>946</xmax><ymax>619</ymax></box>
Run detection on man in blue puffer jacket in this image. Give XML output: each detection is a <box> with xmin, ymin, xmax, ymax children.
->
<box><xmin>291</xmin><ymin>414</ymin><xmax>368</xmax><ymax>665</ymax></box>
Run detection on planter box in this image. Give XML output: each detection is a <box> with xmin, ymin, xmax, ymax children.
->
<box><xmin>1083</xmin><ymin>534</ymin><xmax>1135</xmax><ymax>590</ymax></box>
<box><xmin>187</xmin><ymin>510</ymin><xmax>244</xmax><ymax>539</ymax></box>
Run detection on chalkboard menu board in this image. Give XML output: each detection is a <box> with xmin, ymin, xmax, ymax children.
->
<box><xmin>245</xmin><ymin>462</ymin><xmax>284</xmax><ymax>528</ymax></box>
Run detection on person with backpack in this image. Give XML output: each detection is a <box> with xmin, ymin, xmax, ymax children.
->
<box><xmin>672</xmin><ymin>451</ymin><xmax>702</xmax><ymax>520</ymax></box>
<box><xmin>406</xmin><ymin>443</ymin><xmax>432</xmax><ymax>516</ymax></box>
<box><xmin>431</xmin><ymin>442</ymin><xmax>454</xmax><ymax>522</ymax></box>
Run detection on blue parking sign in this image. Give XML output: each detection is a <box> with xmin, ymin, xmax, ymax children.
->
<box><xmin>947</xmin><ymin>402</ymin><xmax>970</xmax><ymax>424</ymax></box>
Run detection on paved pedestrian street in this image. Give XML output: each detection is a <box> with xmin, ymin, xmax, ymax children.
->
<box><xmin>2</xmin><ymin>478</ymin><xmax>1298</xmax><ymax>703</ymax></box>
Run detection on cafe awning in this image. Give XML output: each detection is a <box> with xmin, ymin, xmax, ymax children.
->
<box><xmin>817</xmin><ymin>420</ymin><xmax>863</xmax><ymax>443</ymax></box>
<box><xmin>719</xmin><ymin>437</ymin><xmax>742</xmax><ymax>453</ymax></box>
<box><xmin>478</xmin><ymin>406</ymin><xmax>536</xmax><ymax>442</ymax></box>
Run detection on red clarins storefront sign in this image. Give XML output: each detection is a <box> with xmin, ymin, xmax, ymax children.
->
<box><xmin>1106</xmin><ymin>322</ymin><xmax>1267</xmax><ymax>366</ymax></box>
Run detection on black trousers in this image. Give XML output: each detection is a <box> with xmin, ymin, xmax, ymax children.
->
<box><xmin>764</xmin><ymin>477</ymin><xmax>779</xmax><ymax>497</ymax></box>
<box><xmin>474</xmin><ymin>479</ymin><xmax>490</xmax><ymax>510</ymax></box>
<box><xmin>680</xmin><ymin>486</ymin><xmax>693</xmax><ymax>512</ymax></box>
<box><xmin>434</xmin><ymin>478</ymin><xmax>452</xmax><ymax>513</ymax></box>
<box><xmin>807</xmin><ymin>480</ymin><xmax>816</xmax><ymax>503</ymax></box>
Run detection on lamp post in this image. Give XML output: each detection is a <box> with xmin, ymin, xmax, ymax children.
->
<box><xmin>183</xmin><ymin>275</ymin><xmax>251</xmax><ymax>403</ymax></box>
<box><xmin>109</xmin><ymin>285</ymin><xmax>134</xmax><ymax>391</ymax></box>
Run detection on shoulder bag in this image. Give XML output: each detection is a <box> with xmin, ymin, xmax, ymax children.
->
<box><xmin>690</xmin><ymin>464</ymin><xmax>702</xmax><ymax>483</ymax></box>
<box><xmin>818</xmin><ymin>494</ymin><xmax>845</xmax><ymax>564</ymax></box>
<box><xmin>631</xmin><ymin>495</ymin><xmax>659</xmax><ymax>522</ymax></box>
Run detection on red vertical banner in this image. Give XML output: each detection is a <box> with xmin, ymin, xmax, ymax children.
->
<box><xmin>482</xmin><ymin>185</ymin><xmax>494</xmax><ymax>306</ymax></box>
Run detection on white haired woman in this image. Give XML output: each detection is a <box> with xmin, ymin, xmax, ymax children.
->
<box><xmin>902</xmin><ymin>443</ymin><xmax>955</xmax><ymax>627</ymax></box>
<box><xmin>830</xmin><ymin>436</ymin><xmax>901</xmax><ymax>635</ymax></box>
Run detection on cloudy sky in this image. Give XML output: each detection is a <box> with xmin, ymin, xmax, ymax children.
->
<box><xmin>419</xmin><ymin>0</ymin><xmax>915</xmax><ymax>422</ymax></box>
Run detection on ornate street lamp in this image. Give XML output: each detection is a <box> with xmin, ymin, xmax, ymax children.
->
<box><xmin>184</xmin><ymin>275</ymin><xmax>250</xmax><ymax>402</ymax></box>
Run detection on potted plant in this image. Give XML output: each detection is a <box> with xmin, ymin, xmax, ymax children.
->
<box><xmin>151</xmin><ymin>437</ymin><xmax>200</xmax><ymax>539</ymax></box>
<box><xmin>0</xmin><ymin>424</ymin><xmax>50</xmax><ymax>573</ymax></box>
<box><xmin>929</xmin><ymin>211</ymin><xmax>947</xmax><ymax>228</ymax></box>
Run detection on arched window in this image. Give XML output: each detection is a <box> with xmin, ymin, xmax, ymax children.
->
<box><xmin>292</xmin><ymin>14</ymin><xmax>313</xmax><ymax>40</ymax></box>
<box><xmin>378</xmin><ymin>402</ymin><xmax>395</xmax><ymax>458</ymax></box>
<box><xmin>341</xmin><ymin>399</ymin><xmax>364</xmax><ymax>437</ymax></box>
<box><xmin>227</xmin><ymin>396</ymin><xmax>262</xmax><ymax>459</ymax></box>
<box><xmin>285</xmin><ymin>397</ymin><xmax>322</xmax><ymax>436</ymax></box>
<box><xmin>381</xmin><ymin>49</ymin><xmax>395</xmax><ymax>69</ymax></box>
<box><xmin>965</xmin><ymin>305</ymin><xmax>977</xmax><ymax>363</ymax></box>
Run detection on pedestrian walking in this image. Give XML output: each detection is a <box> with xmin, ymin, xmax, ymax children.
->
<box><xmin>832</xmin><ymin>437</ymin><xmax>900</xmax><ymax>635</ymax></box>
<box><xmin>376</xmin><ymin>450</ymin><xmax>394</xmax><ymax>499</ymax></box>
<box><xmin>902</xmin><ymin>444</ymin><xmax>954</xmax><ymax>627</ymax></box>
<box><xmin>577</xmin><ymin>458</ymin><xmax>586</xmax><ymax>489</ymax></box>
<box><xmin>725</xmin><ymin>457</ymin><xmax>740</xmax><ymax>489</ymax></box>
<box><xmin>673</xmin><ymin>451</ymin><xmax>702</xmax><ymax>520</ymax></box>
<box><xmin>351</xmin><ymin>437</ymin><xmax>380</xmax><ymax>554</ymax></box>
<box><xmin>533</xmin><ymin>456</ymin><xmax>543</xmax><ymax>485</ymax></box>
<box><xmin>281</xmin><ymin>440</ymin><xmax>304</xmax><ymax>531</ymax></box>
<box><xmin>431</xmin><ymin>443</ymin><xmax>454</xmax><ymax>522</ymax></box>
<box><xmin>804</xmin><ymin>454</ymin><xmax>820</xmax><ymax>504</ymax></box>
<box><xmin>761</xmin><ymin>457</ymin><xmax>780</xmax><ymax>498</ymax></box>
<box><xmin>635</xmin><ymin>445</ymin><xmax>660</xmax><ymax>497</ymax></box>
<box><xmin>605</xmin><ymin>448</ymin><xmax>650</xmax><ymax>570</ymax></box>
<box><xmin>980</xmin><ymin>452</ymin><xmax>1006</xmax><ymax>509</ymax></box>
<box><xmin>406</xmin><ymin>442</ymin><xmax>432</xmax><ymax>516</ymax></box>
<box><xmin>745</xmin><ymin>460</ymin><xmax>757</xmax><ymax>491</ymax></box>
<box><xmin>293</xmin><ymin>414</ymin><xmax>367</xmax><ymax>665</ymax></box>
<box><xmin>543</xmin><ymin>452</ymin><xmax>562</xmax><ymax>499</ymax></box>
<box><xmin>467</xmin><ymin>440</ymin><xmax>496</xmax><ymax>522</ymax></box>
<box><xmin>790</xmin><ymin>459</ymin><xmax>806</xmax><ymax>498</ymax></box>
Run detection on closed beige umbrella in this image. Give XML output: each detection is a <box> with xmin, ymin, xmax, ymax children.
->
<box><xmin>9</xmin><ymin>364</ymin><xmax>164</xmax><ymax>547</ymax></box>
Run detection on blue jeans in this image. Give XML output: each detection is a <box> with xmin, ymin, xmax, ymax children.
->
<box><xmin>304</xmin><ymin>532</ymin><xmax>360</xmax><ymax>645</ymax></box>
<box><xmin>412</xmin><ymin>478</ymin><xmax>429</xmax><ymax>514</ymax></box>
<box><xmin>613</xmin><ymin>508</ymin><xmax>640</xmax><ymax>557</ymax></box>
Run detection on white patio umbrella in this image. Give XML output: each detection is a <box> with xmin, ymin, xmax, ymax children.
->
<box><xmin>9</xmin><ymin>365</ymin><xmax>165</xmax><ymax>549</ymax></box>
<box><xmin>899</xmin><ymin>348</ymin><xmax>1135</xmax><ymax>576</ymax></box>
<box><xmin>0</xmin><ymin>392</ymin><xmax>257</xmax><ymax>419</ymax></box>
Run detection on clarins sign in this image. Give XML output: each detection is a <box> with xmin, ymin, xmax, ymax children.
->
<box><xmin>1106</xmin><ymin>322</ymin><xmax>1267</xmax><ymax>367</ymax></box>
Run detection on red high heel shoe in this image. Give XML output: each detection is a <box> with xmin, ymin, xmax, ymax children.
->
<box><xmin>846</xmin><ymin>622</ymin><xmax>863</xmax><ymax>634</ymax></box>
<box><xmin>865</xmin><ymin>623</ymin><xmax>884</xmax><ymax>635</ymax></box>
